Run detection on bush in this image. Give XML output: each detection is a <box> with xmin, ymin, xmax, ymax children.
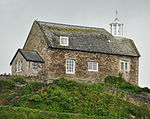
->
<box><xmin>10</xmin><ymin>76</ymin><xmax>26</xmax><ymax>84</ymax></box>
<box><xmin>142</xmin><ymin>87</ymin><xmax>150</xmax><ymax>93</ymax></box>
<box><xmin>104</xmin><ymin>74</ymin><xmax>142</xmax><ymax>94</ymax></box>
<box><xmin>0</xmin><ymin>80</ymin><xmax>16</xmax><ymax>92</ymax></box>
<box><xmin>29</xmin><ymin>94</ymin><xmax>43</xmax><ymax>102</ymax></box>
<box><xmin>53</xmin><ymin>78</ymin><xmax>81</xmax><ymax>90</ymax></box>
<box><xmin>22</xmin><ymin>81</ymin><xmax>46</xmax><ymax>95</ymax></box>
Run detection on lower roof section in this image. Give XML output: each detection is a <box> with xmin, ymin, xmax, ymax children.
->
<box><xmin>10</xmin><ymin>49</ymin><xmax>45</xmax><ymax>65</ymax></box>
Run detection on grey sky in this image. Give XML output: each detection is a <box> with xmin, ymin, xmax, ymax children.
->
<box><xmin>0</xmin><ymin>0</ymin><xmax>150</xmax><ymax>87</ymax></box>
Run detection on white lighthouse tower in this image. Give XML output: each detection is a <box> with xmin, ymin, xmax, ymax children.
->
<box><xmin>110</xmin><ymin>11</ymin><xmax>123</xmax><ymax>36</ymax></box>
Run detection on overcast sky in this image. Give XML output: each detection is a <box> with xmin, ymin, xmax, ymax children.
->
<box><xmin>0</xmin><ymin>0</ymin><xmax>150</xmax><ymax>87</ymax></box>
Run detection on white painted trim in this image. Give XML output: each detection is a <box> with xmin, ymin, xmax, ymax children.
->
<box><xmin>119</xmin><ymin>59</ymin><xmax>130</xmax><ymax>72</ymax></box>
<box><xmin>60</xmin><ymin>36</ymin><xmax>69</xmax><ymax>46</ymax></box>
<box><xmin>66</xmin><ymin>59</ymin><xmax>75</xmax><ymax>74</ymax></box>
<box><xmin>88</xmin><ymin>61</ymin><xmax>98</xmax><ymax>72</ymax></box>
<box><xmin>32</xmin><ymin>62</ymin><xmax>38</xmax><ymax>69</ymax></box>
<box><xmin>16</xmin><ymin>59</ymin><xmax>22</xmax><ymax>72</ymax></box>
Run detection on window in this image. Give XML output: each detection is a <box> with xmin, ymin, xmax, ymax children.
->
<box><xmin>17</xmin><ymin>60</ymin><xmax>22</xmax><ymax>72</ymax></box>
<box><xmin>114</xmin><ymin>25</ymin><xmax>117</xmax><ymax>35</ymax></box>
<box><xmin>66</xmin><ymin>59</ymin><xmax>75</xmax><ymax>74</ymax></box>
<box><xmin>125</xmin><ymin>62</ymin><xmax>128</xmax><ymax>70</ymax></box>
<box><xmin>120</xmin><ymin>59</ymin><xmax>130</xmax><ymax>71</ymax></box>
<box><xmin>118</xmin><ymin>25</ymin><xmax>121</xmax><ymax>35</ymax></box>
<box><xmin>33</xmin><ymin>62</ymin><xmax>38</xmax><ymax>69</ymax></box>
<box><xmin>60</xmin><ymin>36</ymin><xmax>69</xmax><ymax>46</ymax></box>
<box><xmin>121</xmin><ymin>62</ymin><xmax>124</xmax><ymax>70</ymax></box>
<box><xmin>88</xmin><ymin>61</ymin><xmax>98</xmax><ymax>71</ymax></box>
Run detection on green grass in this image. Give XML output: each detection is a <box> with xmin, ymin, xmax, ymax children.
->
<box><xmin>10</xmin><ymin>76</ymin><xmax>27</xmax><ymax>84</ymax></box>
<box><xmin>0</xmin><ymin>106</ymin><xmax>99</xmax><ymax>119</ymax></box>
<box><xmin>0</xmin><ymin>80</ymin><xmax>16</xmax><ymax>92</ymax></box>
<box><xmin>0</xmin><ymin>76</ymin><xmax>150</xmax><ymax>119</ymax></box>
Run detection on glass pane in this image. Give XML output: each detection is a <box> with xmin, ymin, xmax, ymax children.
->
<box><xmin>88</xmin><ymin>62</ymin><xmax>92</xmax><ymax>70</ymax></box>
<box><xmin>88</xmin><ymin>62</ymin><xmax>98</xmax><ymax>71</ymax></box>
<box><xmin>61</xmin><ymin>37</ymin><xmax>68</xmax><ymax>46</ymax></box>
<box><xmin>66</xmin><ymin>59</ymin><xmax>74</xmax><ymax>73</ymax></box>
<box><xmin>125</xmin><ymin>63</ymin><xmax>127</xmax><ymax>71</ymax></box>
<box><xmin>121</xmin><ymin>62</ymin><xmax>124</xmax><ymax>70</ymax></box>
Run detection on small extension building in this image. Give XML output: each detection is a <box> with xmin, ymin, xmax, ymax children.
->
<box><xmin>10</xmin><ymin>17</ymin><xmax>140</xmax><ymax>85</ymax></box>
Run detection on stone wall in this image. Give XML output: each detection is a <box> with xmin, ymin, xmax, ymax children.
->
<box><xmin>23</xmin><ymin>21</ymin><xmax>48</xmax><ymax>78</ymax></box>
<box><xmin>23</xmin><ymin>21</ymin><xmax>48</xmax><ymax>62</ymax></box>
<box><xmin>23</xmin><ymin>21</ymin><xmax>139</xmax><ymax>85</ymax></box>
<box><xmin>44</xmin><ymin>48</ymin><xmax>139</xmax><ymax>85</ymax></box>
<box><xmin>0</xmin><ymin>75</ymin><xmax>11</xmax><ymax>81</ymax></box>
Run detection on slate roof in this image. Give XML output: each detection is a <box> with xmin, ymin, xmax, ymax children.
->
<box><xmin>37</xmin><ymin>21</ymin><xmax>140</xmax><ymax>57</ymax></box>
<box><xmin>10</xmin><ymin>49</ymin><xmax>45</xmax><ymax>65</ymax></box>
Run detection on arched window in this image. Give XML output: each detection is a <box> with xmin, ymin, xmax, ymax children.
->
<box><xmin>17</xmin><ymin>60</ymin><xmax>22</xmax><ymax>72</ymax></box>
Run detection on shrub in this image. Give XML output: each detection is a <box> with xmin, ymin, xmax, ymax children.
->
<box><xmin>29</xmin><ymin>94</ymin><xmax>43</xmax><ymax>102</ymax></box>
<box><xmin>53</xmin><ymin>78</ymin><xmax>81</xmax><ymax>90</ymax></box>
<box><xmin>22</xmin><ymin>81</ymin><xmax>46</xmax><ymax>95</ymax></box>
<box><xmin>142</xmin><ymin>87</ymin><xmax>150</xmax><ymax>93</ymax></box>
<box><xmin>104</xmin><ymin>74</ymin><xmax>143</xmax><ymax>94</ymax></box>
<box><xmin>10</xmin><ymin>76</ymin><xmax>26</xmax><ymax>84</ymax></box>
<box><xmin>0</xmin><ymin>80</ymin><xmax>16</xmax><ymax>91</ymax></box>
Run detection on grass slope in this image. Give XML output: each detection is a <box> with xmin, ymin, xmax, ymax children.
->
<box><xmin>0</xmin><ymin>76</ymin><xmax>150</xmax><ymax>119</ymax></box>
<box><xmin>0</xmin><ymin>106</ymin><xmax>99</xmax><ymax>119</ymax></box>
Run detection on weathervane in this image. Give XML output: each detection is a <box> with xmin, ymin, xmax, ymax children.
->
<box><xmin>115</xmin><ymin>10</ymin><xmax>118</xmax><ymax>18</ymax></box>
<box><xmin>110</xmin><ymin>10</ymin><xmax>123</xmax><ymax>36</ymax></box>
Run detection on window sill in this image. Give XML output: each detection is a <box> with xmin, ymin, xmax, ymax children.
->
<box><xmin>16</xmin><ymin>70</ymin><xmax>22</xmax><ymax>73</ymax></box>
<box><xmin>120</xmin><ymin>70</ymin><xmax>130</xmax><ymax>72</ymax></box>
<box><xmin>66</xmin><ymin>72</ymin><xmax>75</xmax><ymax>74</ymax></box>
<box><xmin>88</xmin><ymin>70</ymin><xmax>98</xmax><ymax>72</ymax></box>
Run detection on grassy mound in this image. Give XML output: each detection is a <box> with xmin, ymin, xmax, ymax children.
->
<box><xmin>7</xmin><ymin>78</ymin><xmax>150</xmax><ymax>118</ymax></box>
<box><xmin>0</xmin><ymin>76</ymin><xmax>150</xmax><ymax>119</ymax></box>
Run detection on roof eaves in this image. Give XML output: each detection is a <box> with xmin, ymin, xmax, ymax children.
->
<box><xmin>130</xmin><ymin>40</ymin><xmax>141</xmax><ymax>57</ymax></box>
<box><xmin>34</xmin><ymin>51</ymin><xmax>45</xmax><ymax>63</ymax></box>
<box><xmin>19</xmin><ymin>49</ymin><xmax>30</xmax><ymax>62</ymax></box>
<box><xmin>48</xmin><ymin>46</ymin><xmax>140</xmax><ymax>57</ymax></box>
<box><xmin>10</xmin><ymin>49</ymin><xmax>27</xmax><ymax>65</ymax></box>
<box><xmin>10</xmin><ymin>49</ymin><xmax>20</xmax><ymax>65</ymax></box>
<box><xmin>20</xmin><ymin>49</ymin><xmax>45</xmax><ymax>63</ymax></box>
<box><xmin>10</xmin><ymin>49</ymin><xmax>45</xmax><ymax>65</ymax></box>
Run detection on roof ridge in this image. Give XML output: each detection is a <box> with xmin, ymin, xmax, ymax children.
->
<box><xmin>36</xmin><ymin>20</ymin><xmax>106</xmax><ymax>31</ymax></box>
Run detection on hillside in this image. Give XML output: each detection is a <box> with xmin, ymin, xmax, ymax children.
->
<box><xmin>0</xmin><ymin>75</ymin><xmax>150</xmax><ymax>119</ymax></box>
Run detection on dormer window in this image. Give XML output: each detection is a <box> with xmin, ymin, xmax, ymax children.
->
<box><xmin>60</xmin><ymin>36</ymin><xmax>69</xmax><ymax>46</ymax></box>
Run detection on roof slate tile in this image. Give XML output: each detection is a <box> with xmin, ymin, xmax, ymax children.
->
<box><xmin>37</xmin><ymin>21</ymin><xmax>140</xmax><ymax>57</ymax></box>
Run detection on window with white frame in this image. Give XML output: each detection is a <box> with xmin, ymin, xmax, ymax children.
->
<box><xmin>33</xmin><ymin>62</ymin><xmax>38</xmax><ymax>69</ymax></box>
<box><xmin>17</xmin><ymin>60</ymin><xmax>22</xmax><ymax>72</ymax></box>
<box><xmin>66</xmin><ymin>59</ymin><xmax>75</xmax><ymax>74</ymax></box>
<box><xmin>60</xmin><ymin>36</ymin><xmax>69</xmax><ymax>46</ymax></box>
<box><xmin>88</xmin><ymin>61</ymin><xmax>98</xmax><ymax>71</ymax></box>
<box><xmin>120</xmin><ymin>59</ymin><xmax>130</xmax><ymax>71</ymax></box>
